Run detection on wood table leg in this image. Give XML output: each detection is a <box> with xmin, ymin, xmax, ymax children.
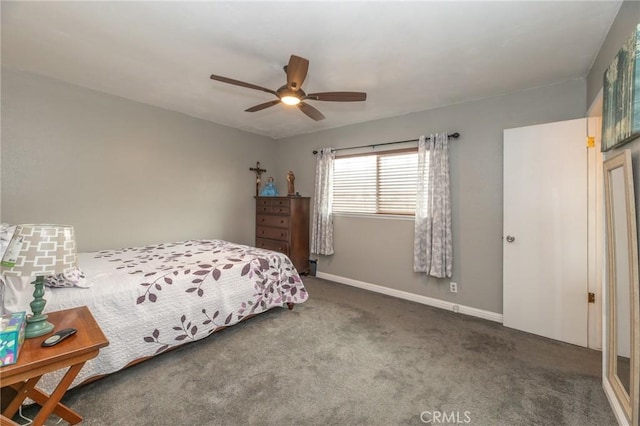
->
<box><xmin>31</xmin><ymin>362</ymin><xmax>85</xmax><ymax>426</ymax></box>
<box><xmin>3</xmin><ymin>376</ymin><xmax>42</xmax><ymax>419</ymax></box>
<box><xmin>5</xmin><ymin>381</ymin><xmax>81</xmax><ymax>424</ymax></box>
<box><xmin>0</xmin><ymin>414</ymin><xmax>19</xmax><ymax>426</ymax></box>
<box><xmin>27</xmin><ymin>386</ymin><xmax>83</xmax><ymax>424</ymax></box>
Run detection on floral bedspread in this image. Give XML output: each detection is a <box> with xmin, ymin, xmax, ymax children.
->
<box><xmin>40</xmin><ymin>239</ymin><xmax>308</xmax><ymax>392</ymax></box>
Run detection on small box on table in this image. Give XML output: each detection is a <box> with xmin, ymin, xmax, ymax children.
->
<box><xmin>0</xmin><ymin>311</ymin><xmax>26</xmax><ymax>366</ymax></box>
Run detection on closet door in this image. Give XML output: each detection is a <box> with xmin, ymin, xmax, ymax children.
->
<box><xmin>503</xmin><ymin>118</ymin><xmax>588</xmax><ymax>347</ymax></box>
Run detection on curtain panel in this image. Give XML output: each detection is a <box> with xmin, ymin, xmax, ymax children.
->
<box><xmin>413</xmin><ymin>133</ymin><xmax>453</xmax><ymax>278</ymax></box>
<box><xmin>311</xmin><ymin>148</ymin><xmax>335</xmax><ymax>255</ymax></box>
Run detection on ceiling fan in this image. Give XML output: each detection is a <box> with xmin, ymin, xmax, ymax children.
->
<box><xmin>210</xmin><ymin>55</ymin><xmax>367</xmax><ymax>121</ymax></box>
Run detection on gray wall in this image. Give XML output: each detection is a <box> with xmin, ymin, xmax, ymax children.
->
<box><xmin>274</xmin><ymin>80</ymin><xmax>586</xmax><ymax>314</ymax></box>
<box><xmin>1</xmin><ymin>69</ymin><xmax>277</xmax><ymax>251</ymax></box>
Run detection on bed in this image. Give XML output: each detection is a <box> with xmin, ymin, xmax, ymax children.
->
<box><xmin>4</xmin><ymin>239</ymin><xmax>308</xmax><ymax>393</ymax></box>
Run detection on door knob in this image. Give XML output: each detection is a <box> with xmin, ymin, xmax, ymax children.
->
<box><xmin>506</xmin><ymin>235</ymin><xmax>515</xmax><ymax>243</ymax></box>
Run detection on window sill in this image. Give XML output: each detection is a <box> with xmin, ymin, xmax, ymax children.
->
<box><xmin>332</xmin><ymin>212</ymin><xmax>415</xmax><ymax>221</ymax></box>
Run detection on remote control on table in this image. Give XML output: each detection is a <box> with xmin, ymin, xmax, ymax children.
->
<box><xmin>41</xmin><ymin>328</ymin><xmax>77</xmax><ymax>347</ymax></box>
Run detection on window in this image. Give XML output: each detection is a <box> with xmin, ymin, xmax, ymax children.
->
<box><xmin>332</xmin><ymin>149</ymin><xmax>426</xmax><ymax>215</ymax></box>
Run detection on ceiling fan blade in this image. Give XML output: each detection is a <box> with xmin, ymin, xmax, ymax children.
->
<box><xmin>210</xmin><ymin>74</ymin><xmax>277</xmax><ymax>96</ymax></box>
<box><xmin>286</xmin><ymin>55</ymin><xmax>309</xmax><ymax>92</ymax></box>
<box><xmin>245</xmin><ymin>100</ymin><xmax>281</xmax><ymax>112</ymax></box>
<box><xmin>298</xmin><ymin>102</ymin><xmax>325</xmax><ymax>121</ymax></box>
<box><xmin>305</xmin><ymin>92</ymin><xmax>367</xmax><ymax>102</ymax></box>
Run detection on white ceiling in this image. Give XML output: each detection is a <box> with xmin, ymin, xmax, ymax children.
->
<box><xmin>1</xmin><ymin>1</ymin><xmax>621</xmax><ymax>139</ymax></box>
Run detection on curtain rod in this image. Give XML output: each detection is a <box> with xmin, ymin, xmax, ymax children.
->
<box><xmin>312</xmin><ymin>132</ymin><xmax>460</xmax><ymax>155</ymax></box>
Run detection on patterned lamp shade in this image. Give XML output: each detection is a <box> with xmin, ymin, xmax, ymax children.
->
<box><xmin>0</xmin><ymin>224</ymin><xmax>78</xmax><ymax>277</ymax></box>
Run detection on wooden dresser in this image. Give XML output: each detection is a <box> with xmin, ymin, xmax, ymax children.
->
<box><xmin>255</xmin><ymin>196</ymin><xmax>310</xmax><ymax>274</ymax></box>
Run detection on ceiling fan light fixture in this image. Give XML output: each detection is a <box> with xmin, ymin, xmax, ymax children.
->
<box><xmin>281</xmin><ymin>95</ymin><xmax>300</xmax><ymax>106</ymax></box>
<box><xmin>211</xmin><ymin>54</ymin><xmax>366</xmax><ymax>121</ymax></box>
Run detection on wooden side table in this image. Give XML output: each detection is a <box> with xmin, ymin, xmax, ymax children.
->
<box><xmin>0</xmin><ymin>306</ymin><xmax>109</xmax><ymax>426</ymax></box>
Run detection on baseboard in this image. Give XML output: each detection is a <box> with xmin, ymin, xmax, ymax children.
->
<box><xmin>316</xmin><ymin>272</ymin><xmax>503</xmax><ymax>323</ymax></box>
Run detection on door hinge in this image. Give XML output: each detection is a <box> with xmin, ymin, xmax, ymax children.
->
<box><xmin>588</xmin><ymin>292</ymin><xmax>595</xmax><ymax>303</ymax></box>
<box><xmin>587</xmin><ymin>136</ymin><xmax>595</xmax><ymax>148</ymax></box>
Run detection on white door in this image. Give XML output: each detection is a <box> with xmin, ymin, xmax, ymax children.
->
<box><xmin>503</xmin><ymin>118</ymin><xmax>588</xmax><ymax>347</ymax></box>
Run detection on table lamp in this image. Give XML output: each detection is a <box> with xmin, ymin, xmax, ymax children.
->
<box><xmin>0</xmin><ymin>224</ymin><xmax>78</xmax><ymax>338</ymax></box>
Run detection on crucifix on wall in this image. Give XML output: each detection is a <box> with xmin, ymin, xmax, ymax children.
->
<box><xmin>249</xmin><ymin>161</ymin><xmax>267</xmax><ymax>196</ymax></box>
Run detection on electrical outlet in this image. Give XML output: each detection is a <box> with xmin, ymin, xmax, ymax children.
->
<box><xmin>450</xmin><ymin>282</ymin><xmax>458</xmax><ymax>293</ymax></box>
<box><xmin>452</xmin><ymin>304</ymin><xmax>460</xmax><ymax>313</ymax></box>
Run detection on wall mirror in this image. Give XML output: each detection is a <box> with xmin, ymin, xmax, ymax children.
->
<box><xmin>604</xmin><ymin>149</ymin><xmax>639</xmax><ymax>426</ymax></box>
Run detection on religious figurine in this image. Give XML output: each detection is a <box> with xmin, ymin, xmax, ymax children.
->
<box><xmin>287</xmin><ymin>171</ymin><xmax>295</xmax><ymax>196</ymax></box>
<box><xmin>260</xmin><ymin>177</ymin><xmax>278</xmax><ymax>196</ymax></box>
<box><xmin>249</xmin><ymin>161</ymin><xmax>267</xmax><ymax>197</ymax></box>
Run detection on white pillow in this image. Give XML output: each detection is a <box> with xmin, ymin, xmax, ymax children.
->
<box><xmin>45</xmin><ymin>268</ymin><xmax>89</xmax><ymax>288</ymax></box>
<box><xmin>0</xmin><ymin>223</ymin><xmax>17</xmax><ymax>260</ymax></box>
<box><xmin>1</xmin><ymin>275</ymin><xmax>53</xmax><ymax>315</ymax></box>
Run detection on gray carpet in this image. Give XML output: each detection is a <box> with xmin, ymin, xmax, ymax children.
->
<box><xmin>18</xmin><ymin>277</ymin><xmax>616</xmax><ymax>425</ymax></box>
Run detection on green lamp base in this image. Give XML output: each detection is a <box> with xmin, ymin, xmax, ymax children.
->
<box><xmin>25</xmin><ymin>275</ymin><xmax>55</xmax><ymax>339</ymax></box>
<box><xmin>25</xmin><ymin>315</ymin><xmax>54</xmax><ymax>338</ymax></box>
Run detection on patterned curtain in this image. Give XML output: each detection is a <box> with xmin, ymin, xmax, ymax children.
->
<box><xmin>311</xmin><ymin>148</ymin><xmax>335</xmax><ymax>255</ymax></box>
<box><xmin>413</xmin><ymin>133</ymin><xmax>452</xmax><ymax>278</ymax></box>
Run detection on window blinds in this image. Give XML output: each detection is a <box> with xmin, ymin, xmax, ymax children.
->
<box><xmin>333</xmin><ymin>149</ymin><xmax>426</xmax><ymax>215</ymax></box>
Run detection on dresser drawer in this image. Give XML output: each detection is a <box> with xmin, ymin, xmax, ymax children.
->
<box><xmin>257</xmin><ymin>226</ymin><xmax>288</xmax><ymax>241</ymax></box>
<box><xmin>257</xmin><ymin>215</ymin><xmax>289</xmax><ymax>228</ymax></box>
<box><xmin>256</xmin><ymin>238</ymin><xmax>289</xmax><ymax>255</ymax></box>
<box><xmin>256</xmin><ymin>198</ymin><xmax>271</xmax><ymax>208</ymax></box>
<box><xmin>270</xmin><ymin>198</ymin><xmax>289</xmax><ymax>207</ymax></box>
<box><xmin>256</xmin><ymin>205</ymin><xmax>272</xmax><ymax>214</ymax></box>
<box><xmin>256</xmin><ymin>198</ymin><xmax>289</xmax><ymax>214</ymax></box>
<box><xmin>270</xmin><ymin>205</ymin><xmax>289</xmax><ymax>214</ymax></box>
